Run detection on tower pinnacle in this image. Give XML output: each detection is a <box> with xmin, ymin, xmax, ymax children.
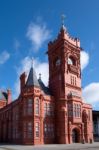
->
<box><xmin>31</xmin><ymin>57</ymin><xmax>34</xmax><ymax>68</ymax></box>
<box><xmin>61</xmin><ymin>14</ymin><xmax>66</xmax><ymax>26</ymax></box>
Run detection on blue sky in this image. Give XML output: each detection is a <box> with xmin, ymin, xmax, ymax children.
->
<box><xmin>0</xmin><ymin>0</ymin><xmax>99</xmax><ymax>110</ymax></box>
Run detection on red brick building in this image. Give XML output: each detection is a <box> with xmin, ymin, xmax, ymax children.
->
<box><xmin>0</xmin><ymin>24</ymin><xmax>93</xmax><ymax>144</ymax></box>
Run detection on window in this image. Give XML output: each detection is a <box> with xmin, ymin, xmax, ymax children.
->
<box><xmin>68</xmin><ymin>56</ymin><xmax>76</xmax><ymax>66</ymax></box>
<box><xmin>44</xmin><ymin>103</ymin><xmax>54</xmax><ymax>117</ymax></box>
<box><xmin>23</xmin><ymin>122</ymin><xmax>27</xmax><ymax>138</ymax></box>
<box><xmin>44</xmin><ymin>124</ymin><xmax>47</xmax><ymax>137</ymax></box>
<box><xmin>71</xmin><ymin>76</ymin><xmax>72</xmax><ymax>85</ymax></box>
<box><xmin>44</xmin><ymin>124</ymin><xmax>47</xmax><ymax>132</ymax></box>
<box><xmin>35</xmin><ymin>122</ymin><xmax>39</xmax><ymax>137</ymax></box>
<box><xmin>27</xmin><ymin>99</ymin><xmax>33</xmax><ymax>115</ymax></box>
<box><xmin>47</xmin><ymin>103</ymin><xmax>51</xmax><ymax>116</ymax></box>
<box><xmin>44</xmin><ymin>123</ymin><xmax>54</xmax><ymax>138</ymax></box>
<box><xmin>24</xmin><ymin>122</ymin><xmax>32</xmax><ymax>139</ymax></box>
<box><xmin>68</xmin><ymin>103</ymin><xmax>73</xmax><ymax>117</ymax></box>
<box><xmin>55</xmin><ymin>58</ymin><xmax>61</xmax><ymax>66</ymax></box>
<box><xmin>23</xmin><ymin>99</ymin><xmax>33</xmax><ymax>116</ymax></box>
<box><xmin>35</xmin><ymin>99</ymin><xmax>39</xmax><ymax>115</ymax></box>
<box><xmin>27</xmin><ymin>107</ymin><xmax>32</xmax><ymax>115</ymax></box>
<box><xmin>73</xmin><ymin>104</ymin><xmax>81</xmax><ymax>118</ymax></box>
<box><xmin>50</xmin><ymin>105</ymin><xmax>54</xmax><ymax>116</ymax></box>
<box><xmin>70</xmin><ymin>76</ymin><xmax>76</xmax><ymax>86</ymax></box>
<box><xmin>27</xmin><ymin>122</ymin><xmax>32</xmax><ymax>138</ymax></box>
<box><xmin>68</xmin><ymin>58</ymin><xmax>73</xmax><ymax>65</ymax></box>
<box><xmin>74</xmin><ymin>104</ymin><xmax>76</xmax><ymax>117</ymax></box>
<box><xmin>75</xmin><ymin>77</ymin><xmax>76</xmax><ymax>86</ymax></box>
<box><xmin>44</xmin><ymin>103</ymin><xmax>47</xmax><ymax>116</ymax></box>
<box><xmin>72</xmin><ymin>76</ymin><xmax>74</xmax><ymax>85</ymax></box>
<box><xmin>28</xmin><ymin>99</ymin><xmax>32</xmax><ymax>107</ymax></box>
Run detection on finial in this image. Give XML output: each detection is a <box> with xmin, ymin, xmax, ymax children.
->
<box><xmin>31</xmin><ymin>57</ymin><xmax>34</xmax><ymax>68</ymax></box>
<box><xmin>61</xmin><ymin>14</ymin><xmax>66</xmax><ymax>26</ymax></box>
<box><xmin>39</xmin><ymin>73</ymin><xmax>41</xmax><ymax>80</ymax></box>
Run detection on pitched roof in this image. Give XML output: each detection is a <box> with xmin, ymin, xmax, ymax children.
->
<box><xmin>0</xmin><ymin>90</ymin><xmax>7</xmax><ymax>100</ymax></box>
<box><xmin>38</xmin><ymin>78</ymin><xmax>52</xmax><ymax>95</ymax></box>
<box><xmin>26</xmin><ymin>67</ymin><xmax>40</xmax><ymax>87</ymax></box>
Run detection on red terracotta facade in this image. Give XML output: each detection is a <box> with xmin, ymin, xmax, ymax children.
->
<box><xmin>0</xmin><ymin>25</ymin><xmax>93</xmax><ymax>144</ymax></box>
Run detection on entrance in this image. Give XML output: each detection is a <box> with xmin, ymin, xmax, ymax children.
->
<box><xmin>72</xmin><ymin>128</ymin><xmax>79</xmax><ymax>143</ymax></box>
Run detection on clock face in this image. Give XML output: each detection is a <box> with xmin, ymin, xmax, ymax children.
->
<box><xmin>68</xmin><ymin>58</ymin><xmax>73</xmax><ymax>65</ymax></box>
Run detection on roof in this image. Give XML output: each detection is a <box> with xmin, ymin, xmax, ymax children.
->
<box><xmin>26</xmin><ymin>67</ymin><xmax>40</xmax><ymax>87</ymax></box>
<box><xmin>38</xmin><ymin>78</ymin><xmax>52</xmax><ymax>95</ymax></box>
<box><xmin>0</xmin><ymin>90</ymin><xmax>7</xmax><ymax>100</ymax></box>
<box><xmin>93</xmin><ymin>110</ymin><xmax>99</xmax><ymax>115</ymax></box>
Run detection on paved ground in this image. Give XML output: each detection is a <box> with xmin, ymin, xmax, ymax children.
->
<box><xmin>0</xmin><ymin>143</ymin><xmax>99</xmax><ymax>150</ymax></box>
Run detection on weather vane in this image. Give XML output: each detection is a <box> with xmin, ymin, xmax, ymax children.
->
<box><xmin>31</xmin><ymin>57</ymin><xmax>34</xmax><ymax>68</ymax></box>
<box><xmin>61</xmin><ymin>14</ymin><xmax>66</xmax><ymax>26</ymax></box>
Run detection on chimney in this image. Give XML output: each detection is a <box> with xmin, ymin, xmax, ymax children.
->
<box><xmin>7</xmin><ymin>89</ymin><xmax>12</xmax><ymax>104</ymax></box>
<box><xmin>20</xmin><ymin>72</ymin><xmax>26</xmax><ymax>92</ymax></box>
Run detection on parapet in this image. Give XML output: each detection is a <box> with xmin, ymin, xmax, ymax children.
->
<box><xmin>48</xmin><ymin>26</ymin><xmax>80</xmax><ymax>48</ymax></box>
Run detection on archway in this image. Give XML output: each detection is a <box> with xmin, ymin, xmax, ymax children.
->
<box><xmin>72</xmin><ymin>128</ymin><xmax>79</xmax><ymax>143</ymax></box>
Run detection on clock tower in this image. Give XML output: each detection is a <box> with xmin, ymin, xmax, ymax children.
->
<box><xmin>47</xmin><ymin>22</ymin><xmax>93</xmax><ymax>144</ymax></box>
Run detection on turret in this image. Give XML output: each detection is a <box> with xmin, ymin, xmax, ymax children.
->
<box><xmin>20</xmin><ymin>72</ymin><xmax>26</xmax><ymax>92</ymax></box>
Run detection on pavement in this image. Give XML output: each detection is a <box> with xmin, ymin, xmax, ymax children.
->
<box><xmin>0</xmin><ymin>143</ymin><xmax>99</xmax><ymax>150</ymax></box>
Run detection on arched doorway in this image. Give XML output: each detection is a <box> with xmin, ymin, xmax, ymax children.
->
<box><xmin>72</xmin><ymin>128</ymin><xmax>79</xmax><ymax>143</ymax></box>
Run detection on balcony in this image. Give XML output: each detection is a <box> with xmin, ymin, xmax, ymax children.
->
<box><xmin>68</xmin><ymin>64</ymin><xmax>78</xmax><ymax>74</ymax></box>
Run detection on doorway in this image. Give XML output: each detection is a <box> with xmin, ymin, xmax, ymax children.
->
<box><xmin>72</xmin><ymin>128</ymin><xmax>79</xmax><ymax>143</ymax></box>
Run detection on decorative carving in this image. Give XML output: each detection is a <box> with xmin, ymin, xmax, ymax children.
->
<box><xmin>68</xmin><ymin>64</ymin><xmax>78</xmax><ymax>74</ymax></box>
<box><xmin>67</xmin><ymin>91</ymin><xmax>81</xmax><ymax>98</ymax></box>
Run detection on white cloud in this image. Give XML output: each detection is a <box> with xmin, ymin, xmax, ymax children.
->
<box><xmin>81</xmin><ymin>51</ymin><xmax>89</xmax><ymax>71</ymax></box>
<box><xmin>0</xmin><ymin>51</ymin><xmax>10</xmax><ymax>64</ymax></box>
<box><xmin>14</xmin><ymin>50</ymin><xmax>90</xmax><ymax>99</ymax></box>
<box><xmin>14</xmin><ymin>53</ymin><xmax>99</xmax><ymax>110</ymax></box>
<box><xmin>83</xmin><ymin>82</ymin><xmax>99</xmax><ymax>109</ymax></box>
<box><xmin>14</xmin><ymin>56</ymin><xmax>48</xmax><ymax>99</ymax></box>
<box><xmin>26</xmin><ymin>21</ymin><xmax>51</xmax><ymax>51</ymax></box>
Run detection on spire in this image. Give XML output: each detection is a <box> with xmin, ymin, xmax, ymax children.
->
<box><xmin>26</xmin><ymin>59</ymin><xmax>40</xmax><ymax>87</ymax></box>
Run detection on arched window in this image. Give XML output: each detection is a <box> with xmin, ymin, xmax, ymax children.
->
<box><xmin>54</xmin><ymin>57</ymin><xmax>61</xmax><ymax>67</ymax></box>
<box><xmin>56</xmin><ymin>58</ymin><xmax>60</xmax><ymax>66</ymax></box>
<box><xmin>68</xmin><ymin>57</ymin><xmax>73</xmax><ymax>65</ymax></box>
<box><xmin>68</xmin><ymin>56</ymin><xmax>76</xmax><ymax>66</ymax></box>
